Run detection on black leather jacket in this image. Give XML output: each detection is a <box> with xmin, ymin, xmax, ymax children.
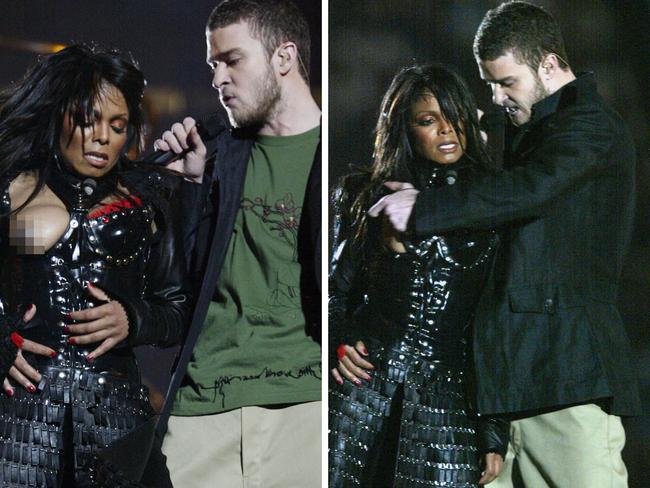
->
<box><xmin>413</xmin><ymin>74</ymin><xmax>640</xmax><ymax>416</ymax></box>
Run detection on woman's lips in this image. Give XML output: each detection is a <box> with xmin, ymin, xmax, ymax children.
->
<box><xmin>84</xmin><ymin>152</ymin><xmax>108</xmax><ymax>168</ymax></box>
<box><xmin>437</xmin><ymin>142</ymin><xmax>458</xmax><ymax>153</ymax></box>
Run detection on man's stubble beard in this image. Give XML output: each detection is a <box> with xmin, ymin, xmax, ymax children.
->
<box><xmin>529</xmin><ymin>73</ymin><xmax>549</xmax><ymax>112</ymax></box>
<box><xmin>228</xmin><ymin>64</ymin><xmax>281</xmax><ymax>129</ymax></box>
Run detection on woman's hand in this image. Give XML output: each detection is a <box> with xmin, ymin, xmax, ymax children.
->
<box><xmin>4</xmin><ymin>305</ymin><xmax>57</xmax><ymax>395</ymax></box>
<box><xmin>330</xmin><ymin>340</ymin><xmax>375</xmax><ymax>386</ymax></box>
<box><xmin>67</xmin><ymin>283</ymin><xmax>129</xmax><ymax>361</ymax></box>
<box><xmin>479</xmin><ymin>452</ymin><xmax>503</xmax><ymax>485</ymax></box>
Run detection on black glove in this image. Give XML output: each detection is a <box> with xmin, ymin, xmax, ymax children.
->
<box><xmin>0</xmin><ymin>308</ymin><xmax>29</xmax><ymax>382</ymax></box>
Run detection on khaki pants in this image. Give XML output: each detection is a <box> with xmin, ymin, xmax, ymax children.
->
<box><xmin>488</xmin><ymin>403</ymin><xmax>627</xmax><ymax>488</ymax></box>
<box><xmin>162</xmin><ymin>401</ymin><xmax>322</xmax><ymax>488</ymax></box>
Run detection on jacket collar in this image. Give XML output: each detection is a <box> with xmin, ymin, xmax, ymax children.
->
<box><xmin>525</xmin><ymin>72</ymin><xmax>597</xmax><ymax>127</ymax></box>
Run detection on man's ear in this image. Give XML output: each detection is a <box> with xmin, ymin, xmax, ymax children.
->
<box><xmin>275</xmin><ymin>42</ymin><xmax>298</xmax><ymax>76</ymax></box>
<box><xmin>538</xmin><ymin>53</ymin><xmax>561</xmax><ymax>81</ymax></box>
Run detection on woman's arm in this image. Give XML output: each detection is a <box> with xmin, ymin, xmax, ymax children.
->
<box><xmin>0</xmin><ymin>179</ymin><xmax>57</xmax><ymax>391</ymax></box>
<box><xmin>114</xmin><ymin>193</ymin><xmax>191</xmax><ymax>347</ymax></box>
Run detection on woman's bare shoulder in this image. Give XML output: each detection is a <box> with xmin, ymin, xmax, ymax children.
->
<box><xmin>8</xmin><ymin>171</ymin><xmax>40</xmax><ymax>210</ymax></box>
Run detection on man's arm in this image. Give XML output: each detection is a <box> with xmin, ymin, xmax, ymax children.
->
<box><xmin>415</xmin><ymin>104</ymin><xmax>619</xmax><ymax>234</ymax></box>
<box><xmin>154</xmin><ymin>116</ymin><xmax>213</xmax><ymax>263</ymax></box>
<box><xmin>373</xmin><ymin>104</ymin><xmax>623</xmax><ymax>234</ymax></box>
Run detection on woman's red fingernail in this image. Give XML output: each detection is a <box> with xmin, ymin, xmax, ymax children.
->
<box><xmin>68</xmin><ymin>337</ymin><xmax>76</xmax><ymax>345</ymax></box>
<box><xmin>10</xmin><ymin>332</ymin><xmax>24</xmax><ymax>348</ymax></box>
<box><xmin>87</xmin><ymin>282</ymin><xmax>95</xmax><ymax>289</ymax></box>
<box><xmin>63</xmin><ymin>326</ymin><xmax>71</xmax><ymax>333</ymax></box>
<box><xmin>6</xmin><ymin>389</ymin><xmax>14</xmax><ymax>397</ymax></box>
<box><xmin>28</xmin><ymin>304</ymin><xmax>35</xmax><ymax>312</ymax></box>
<box><xmin>336</xmin><ymin>378</ymin><xmax>343</xmax><ymax>385</ymax></box>
<box><xmin>86</xmin><ymin>355</ymin><xmax>94</xmax><ymax>363</ymax></box>
<box><xmin>360</xmin><ymin>346</ymin><xmax>368</xmax><ymax>355</ymax></box>
<box><xmin>336</xmin><ymin>344</ymin><xmax>346</xmax><ymax>360</ymax></box>
<box><xmin>27</xmin><ymin>385</ymin><xmax>36</xmax><ymax>393</ymax></box>
<box><xmin>353</xmin><ymin>379</ymin><xmax>361</xmax><ymax>386</ymax></box>
<box><xmin>49</xmin><ymin>351</ymin><xmax>57</xmax><ymax>358</ymax></box>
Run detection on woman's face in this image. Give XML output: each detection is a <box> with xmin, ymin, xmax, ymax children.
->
<box><xmin>59</xmin><ymin>83</ymin><xmax>130</xmax><ymax>178</ymax></box>
<box><xmin>409</xmin><ymin>92</ymin><xmax>465</xmax><ymax>165</ymax></box>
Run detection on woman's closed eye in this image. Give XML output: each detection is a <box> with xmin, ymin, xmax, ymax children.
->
<box><xmin>415</xmin><ymin>117</ymin><xmax>437</xmax><ymax>127</ymax></box>
<box><xmin>111</xmin><ymin>124</ymin><xmax>126</xmax><ymax>134</ymax></box>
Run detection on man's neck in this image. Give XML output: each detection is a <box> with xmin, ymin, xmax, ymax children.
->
<box><xmin>257</xmin><ymin>80</ymin><xmax>321</xmax><ymax>137</ymax></box>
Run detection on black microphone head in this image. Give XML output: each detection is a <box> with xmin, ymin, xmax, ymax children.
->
<box><xmin>445</xmin><ymin>170</ymin><xmax>458</xmax><ymax>186</ymax></box>
<box><xmin>81</xmin><ymin>178</ymin><xmax>97</xmax><ymax>196</ymax></box>
<box><xmin>196</xmin><ymin>114</ymin><xmax>229</xmax><ymax>140</ymax></box>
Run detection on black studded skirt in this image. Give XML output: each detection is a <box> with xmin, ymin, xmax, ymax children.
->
<box><xmin>329</xmin><ymin>344</ymin><xmax>482</xmax><ymax>488</ymax></box>
<box><xmin>0</xmin><ymin>364</ymin><xmax>153</xmax><ymax>487</ymax></box>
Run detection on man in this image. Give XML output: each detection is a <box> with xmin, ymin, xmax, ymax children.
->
<box><xmin>154</xmin><ymin>1</ymin><xmax>322</xmax><ymax>486</ymax></box>
<box><xmin>369</xmin><ymin>2</ymin><xmax>640</xmax><ymax>486</ymax></box>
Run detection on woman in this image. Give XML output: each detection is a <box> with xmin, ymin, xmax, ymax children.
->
<box><xmin>329</xmin><ymin>64</ymin><xmax>508</xmax><ymax>487</ymax></box>
<box><xmin>0</xmin><ymin>45</ymin><xmax>188</xmax><ymax>487</ymax></box>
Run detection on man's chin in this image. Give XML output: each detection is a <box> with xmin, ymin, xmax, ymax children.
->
<box><xmin>509</xmin><ymin>112</ymin><xmax>530</xmax><ymax>126</ymax></box>
<box><xmin>224</xmin><ymin>108</ymin><xmax>240</xmax><ymax>128</ymax></box>
<box><xmin>229</xmin><ymin>111</ymin><xmax>267</xmax><ymax>132</ymax></box>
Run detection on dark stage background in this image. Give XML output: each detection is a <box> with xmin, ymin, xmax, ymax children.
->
<box><xmin>329</xmin><ymin>0</ymin><xmax>650</xmax><ymax>483</ymax></box>
<box><xmin>0</xmin><ymin>0</ymin><xmax>321</xmax><ymax>410</ymax></box>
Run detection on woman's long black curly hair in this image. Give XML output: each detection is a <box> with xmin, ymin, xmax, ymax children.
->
<box><xmin>335</xmin><ymin>63</ymin><xmax>493</xmax><ymax>248</ymax></box>
<box><xmin>0</xmin><ymin>44</ymin><xmax>146</xmax><ymax>213</ymax></box>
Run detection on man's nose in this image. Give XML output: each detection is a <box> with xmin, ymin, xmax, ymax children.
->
<box><xmin>492</xmin><ymin>84</ymin><xmax>507</xmax><ymax>106</ymax></box>
<box><xmin>212</xmin><ymin>64</ymin><xmax>228</xmax><ymax>90</ymax></box>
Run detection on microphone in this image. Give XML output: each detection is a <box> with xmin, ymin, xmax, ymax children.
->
<box><xmin>81</xmin><ymin>178</ymin><xmax>97</xmax><ymax>196</ymax></box>
<box><xmin>444</xmin><ymin>169</ymin><xmax>458</xmax><ymax>186</ymax></box>
<box><xmin>143</xmin><ymin>114</ymin><xmax>229</xmax><ymax>165</ymax></box>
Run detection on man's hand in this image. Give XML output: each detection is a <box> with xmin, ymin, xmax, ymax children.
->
<box><xmin>154</xmin><ymin>117</ymin><xmax>207</xmax><ymax>184</ymax></box>
<box><xmin>479</xmin><ymin>452</ymin><xmax>503</xmax><ymax>485</ymax></box>
<box><xmin>367</xmin><ymin>182</ymin><xmax>419</xmax><ymax>232</ymax></box>
<box><xmin>331</xmin><ymin>340</ymin><xmax>375</xmax><ymax>386</ymax></box>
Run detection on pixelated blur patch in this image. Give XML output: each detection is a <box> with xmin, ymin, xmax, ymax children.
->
<box><xmin>9</xmin><ymin>213</ymin><xmax>48</xmax><ymax>254</ymax></box>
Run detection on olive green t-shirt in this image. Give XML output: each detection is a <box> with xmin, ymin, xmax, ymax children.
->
<box><xmin>172</xmin><ymin>126</ymin><xmax>321</xmax><ymax>415</ymax></box>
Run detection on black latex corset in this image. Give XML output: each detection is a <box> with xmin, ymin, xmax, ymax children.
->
<box><xmin>343</xmin><ymin>161</ymin><xmax>498</xmax><ymax>370</ymax></box>
<box><xmin>328</xmin><ymin>162</ymin><xmax>506</xmax><ymax>488</ymax></box>
<box><xmin>0</xmin><ymin>166</ymin><xmax>155</xmax><ymax>380</ymax></box>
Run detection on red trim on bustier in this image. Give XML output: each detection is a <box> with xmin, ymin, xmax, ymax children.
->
<box><xmin>87</xmin><ymin>195</ymin><xmax>143</xmax><ymax>219</ymax></box>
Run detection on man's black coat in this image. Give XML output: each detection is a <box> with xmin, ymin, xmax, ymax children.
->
<box><xmin>414</xmin><ymin>73</ymin><xmax>641</xmax><ymax>416</ymax></box>
<box><xmin>157</xmin><ymin>125</ymin><xmax>321</xmax><ymax>434</ymax></box>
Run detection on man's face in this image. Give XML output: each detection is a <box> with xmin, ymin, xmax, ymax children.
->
<box><xmin>479</xmin><ymin>51</ymin><xmax>548</xmax><ymax>126</ymax></box>
<box><xmin>206</xmin><ymin>21</ymin><xmax>280</xmax><ymax>128</ymax></box>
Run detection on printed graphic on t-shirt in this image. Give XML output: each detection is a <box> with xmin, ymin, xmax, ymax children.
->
<box><xmin>241</xmin><ymin>192</ymin><xmax>301</xmax><ymax>258</ymax></box>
